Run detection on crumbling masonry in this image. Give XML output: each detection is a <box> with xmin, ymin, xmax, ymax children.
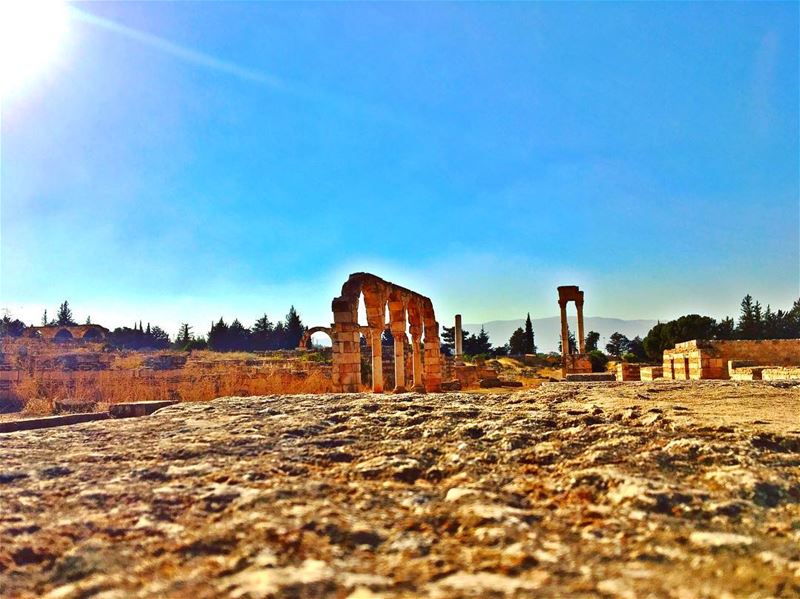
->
<box><xmin>301</xmin><ymin>273</ymin><xmax>443</xmax><ymax>393</ymax></box>
<box><xmin>558</xmin><ymin>285</ymin><xmax>592</xmax><ymax>376</ymax></box>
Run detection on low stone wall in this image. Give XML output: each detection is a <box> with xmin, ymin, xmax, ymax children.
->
<box><xmin>640</xmin><ymin>366</ymin><xmax>663</xmax><ymax>381</ymax></box>
<box><xmin>762</xmin><ymin>367</ymin><xmax>800</xmax><ymax>381</ymax></box>
<box><xmin>663</xmin><ymin>339</ymin><xmax>800</xmax><ymax>380</ymax></box>
<box><xmin>616</xmin><ymin>363</ymin><xmax>641</xmax><ymax>381</ymax></box>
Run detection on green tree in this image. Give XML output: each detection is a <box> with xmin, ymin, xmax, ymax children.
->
<box><xmin>283</xmin><ymin>306</ymin><xmax>305</xmax><ymax>349</ymax></box>
<box><xmin>557</xmin><ymin>331</ymin><xmax>576</xmax><ymax>354</ymax></box>
<box><xmin>208</xmin><ymin>318</ymin><xmax>230</xmax><ymax>351</ymax></box>
<box><xmin>625</xmin><ymin>336</ymin><xmax>647</xmax><ymax>361</ymax></box>
<box><xmin>464</xmin><ymin>326</ymin><xmax>492</xmax><ymax>355</ymax></box>
<box><xmin>228</xmin><ymin>319</ymin><xmax>251</xmax><ymax>351</ymax></box>
<box><xmin>587</xmin><ymin>350</ymin><xmax>608</xmax><ymax>372</ymax></box>
<box><xmin>55</xmin><ymin>301</ymin><xmax>77</xmax><ymax>326</ymax></box>
<box><xmin>147</xmin><ymin>325</ymin><xmax>171</xmax><ymax>349</ymax></box>
<box><xmin>508</xmin><ymin>327</ymin><xmax>526</xmax><ymax>355</ymax></box>
<box><xmin>252</xmin><ymin>314</ymin><xmax>274</xmax><ymax>351</ymax></box>
<box><xmin>737</xmin><ymin>294</ymin><xmax>762</xmax><ymax>339</ymax></box>
<box><xmin>585</xmin><ymin>331</ymin><xmax>600</xmax><ymax>352</ymax></box>
<box><xmin>175</xmin><ymin>323</ymin><xmax>193</xmax><ymax>349</ymax></box>
<box><xmin>0</xmin><ymin>314</ymin><xmax>26</xmax><ymax>338</ymax></box>
<box><xmin>605</xmin><ymin>332</ymin><xmax>629</xmax><ymax>358</ymax></box>
<box><xmin>523</xmin><ymin>313</ymin><xmax>536</xmax><ymax>354</ymax></box>
<box><xmin>441</xmin><ymin>325</ymin><xmax>470</xmax><ymax>353</ymax></box>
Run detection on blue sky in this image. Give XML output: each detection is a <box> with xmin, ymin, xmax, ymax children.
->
<box><xmin>2</xmin><ymin>1</ymin><xmax>798</xmax><ymax>337</ymax></box>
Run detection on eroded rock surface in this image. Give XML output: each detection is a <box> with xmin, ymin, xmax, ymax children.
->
<box><xmin>1</xmin><ymin>382</ymin><xmax>798</xmax><ymax>598</ymax></box>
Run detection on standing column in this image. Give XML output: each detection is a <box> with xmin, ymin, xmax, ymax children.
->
<box><xmin>454</xmin><ymin>314</ymin><xmax>463</xmax><ymax>362</ymax></box>
<box><xmin>576</xmin><ymin>300</ymin><xmax>586</xmax><ymax>354</ymax></box>
<box><xmin>370</xmin><ymin>328</ymin><xmax>383</xmax><ymax>393</ymax></box>
<box><xmin>393</xmin><ymin>331</ymin><xmax>407</xmax><ymax>393</ymax></box>
<box><xmin>559</xmin><ymin>301</ymin><xmax>570</xmax><ymax>357</ymax></box>
<box><xmin>411</xmin><ymin>330</ymin><xmax>424</xmax><ymax>392</ymax></box>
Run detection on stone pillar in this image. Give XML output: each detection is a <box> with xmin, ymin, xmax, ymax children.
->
<box><xmin>454</xmin><ymin>314</ymin><xmax>463</xmax><ymax>362</ymax></box>
<box><xmin>576</xmin><ymin>300</ymin><xmax>585</xmax><ymax>354</ymax></box>
<box><xmin>370</xmin><ymin>328</ymin><xmax>383</xmax><ymax>393</ymax></box>
<box><xmin>411</xmin><ymin>331</ymin><xmax>424</xmax><ymax>392</ymax></box>
<box><xmin>332</xmin><ymin>299</ymin><xmax>361</xmax><ymax>393</ymax></box>
<box><xmin>423</xmin><ymin>321</ymin><xmax>443</xmax><ymax>392</ymax></box>
<box><xmin>392</xmin><ymin>332</ymin><xmax>407</xmax><ymax>393</ymax></box>
<box><xmin>391</xmin><ymin>320</ymin><xmax>406</xmax><ymax>393</ymax></box>
<box><xmin>559</xmin><ymin>301</ymin><xmax>570</xmax><ymax>357</ymax></box>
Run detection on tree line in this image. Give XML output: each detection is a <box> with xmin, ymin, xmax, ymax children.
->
<box><xmin>0</xmin><ymin>301</ymin><xmax>308</xmax><ymax>352</ymax></box>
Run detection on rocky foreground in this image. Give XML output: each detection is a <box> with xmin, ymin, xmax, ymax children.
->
<box><xmin>1</xmin><ymin>382</ymin><xmax>799</xmax><ymax>598</ymax></box>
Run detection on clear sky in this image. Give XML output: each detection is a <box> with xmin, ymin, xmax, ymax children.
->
<box><xmin>2</xmin><ymin>1</ymin><xmax>798</xmax><ymax>337</ymax></box>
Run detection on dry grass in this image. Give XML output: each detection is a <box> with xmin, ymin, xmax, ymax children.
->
<box><xmin>11</xmin><ymin>367</ymin><xmax>332</xmax><ymax>415</ymax></box>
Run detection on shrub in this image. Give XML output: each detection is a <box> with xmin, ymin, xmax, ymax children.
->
<box><xmin>587</xmin><ymin>350</ymin><xmax>608</xmax><ymax>372</ymax></box>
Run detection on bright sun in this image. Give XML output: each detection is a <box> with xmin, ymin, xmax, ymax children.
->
<box><xmin>0</xmin><ymin>0</ymin><xmax>70</xmax><ymax>99</ymax></box>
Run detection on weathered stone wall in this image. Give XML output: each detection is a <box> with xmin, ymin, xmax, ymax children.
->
<box><xmin>640</xmin><ymin>366</ymin><xmax>663</xmax><ymax>381</ymax></box>
<box><xmin>663</xmin><ymin>339</ymin><xmax>800</xmax><ymax>380</ymax></box>
<box><xmin>330</xmin><ymin>273</ymin><xmax>442</xmax><ymax>393</ymax></box>
<box><xmin>762</xmin><ymin>366</ymin><xmax>800</xmax><ymax>381</ymax></box>
<box><xmin>616</xmin><ymin>363</ymin><xmax>641</xmax><ymax>381</ymax></box>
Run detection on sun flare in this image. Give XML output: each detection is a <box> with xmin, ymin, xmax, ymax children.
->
<box><xmin>0</xmin><ymin>0</ymin><xmax>69</xmax><ymax>99</ymax></box>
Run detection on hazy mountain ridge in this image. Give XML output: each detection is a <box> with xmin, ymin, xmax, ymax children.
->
<box><xmin>464</xmin><ymin>316</ymin><xmax>659</xmax><ymax>353</ymax></box>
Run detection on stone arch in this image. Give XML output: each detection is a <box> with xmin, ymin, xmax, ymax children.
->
<box><xmin>82</xmin><ymin>328</ymin><xmax>104</xmax><ymax>341</ymax></box>
<box><xmin>330</xmin><ymin>273</ymin><xmax>442</xmax><ymax>393</ymax></box>
<box><xmin>53</xmin><ymin>328</ymin><xmax>74</xmax><ymax>342</ymax></box>
<box><xmin>297</xmin><ymin>326</ymin><xmax>333</xmax><ymax>349</ymax></box>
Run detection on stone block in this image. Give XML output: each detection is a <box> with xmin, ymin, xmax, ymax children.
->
<box><xmin>565</xmin><ymin>373</ymin><xmax>615</xmax><ymax>382</ymax></box>
<box><xmin>109</xmin><ymin>401</ymin><xmax>178</xmax><ymax>418</ymax></box>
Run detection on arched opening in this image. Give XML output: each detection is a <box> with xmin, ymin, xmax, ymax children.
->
<box><xmin>83</xmin><ymin>328</ymin><xmax>103</xmax><ymax>341</ymax></box>
<box><xmin>309</xmin><ymin>330</ymin><xmax>332</xmax><ymax>349</ymax></box>
<box><xmin>54</xmin><ymin>329</ymin><xmax>73</xmax><ymax>342</ymax></box>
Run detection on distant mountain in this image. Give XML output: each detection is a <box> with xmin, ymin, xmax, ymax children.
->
<box><xmin>463</xmin><ymin>316</ymin><xmax>659</xmax><ymax>353</ymax></box>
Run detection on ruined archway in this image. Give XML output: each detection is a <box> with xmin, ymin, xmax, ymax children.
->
<box><xmin>330</xmin><ymin>273</ymin><xmax>442</xmax><ymax>393</ymax></box>
<box><xmin>83</xmin><ymin>328</ymin><xmax>104</xmax><ymax>341</ymax></box>
<box><xmin>297</xmin><ymin>326</ymin><xmax>333</xmax><ymax>349</ymax></box>
<box><xmin>53</xmin><ymin>329</ymin><xmax>74</xmax><ymax>342</ymax></box>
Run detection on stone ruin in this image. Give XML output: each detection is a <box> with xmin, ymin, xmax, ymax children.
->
<box><xmin>558</xmin><ymin>285</ymin><xmax>592</xmax><ymax>377</ymax></box>
<box><xmin>22</xmin><ymin>324</ymin><xmax>109</xmax><ymax>342</ymax></box>
<box><xmin>300</xmin><ymin>273</ymin><xmax>443</xmax><ymax>393</ymax></box>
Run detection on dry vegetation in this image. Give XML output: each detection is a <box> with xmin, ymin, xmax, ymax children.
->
<box><xmin>14</xmin><ymin>369</ymin><xmax>333</xmax><ymax>416</ymax></box>
<box><xmin>1</xmin><ymin>340</ymin><xmax>335</xmax><ymax>417</ymax></box>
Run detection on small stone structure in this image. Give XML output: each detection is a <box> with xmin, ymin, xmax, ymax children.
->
<box><xmin>454</xmin><ymin>314</ymin><xmax>463</xmax><ymax>364</ymax></box>
<box><xmin>558</xmin><ymin>285</ymin><xmax>592</xmax><ymax>376</ymax></box>
<box><xmin>663</xmin><ymin>339</ymin><xmax>800</xmax><ymax>380</ymax></box>
<box><xmin>616</xmin><ymin>362</ymin><xmax>641</xmax><ymax>381</ymax></box>
<box><xmin>301</xmin><ymin>273</ymin><xmax>443</xmax><ymax>393</ymax></box>
<box><xmin>640</xmin><ymin>366</ymin><xmax>664</xmax><ymax>381</ymax></box>
<box><xmin>23</xmin><ymin>324</ymin><xmax>109</xmax><ymax>342</ymax></box>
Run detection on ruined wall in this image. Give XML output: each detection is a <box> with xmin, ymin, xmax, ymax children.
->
<box><xmin>616</xmin><ymin>363</ymin><xmax>641</xmax><ymax>381</ymax></box>
<box><xmin>330</xmin><ymin>273</ymin><xmax>442</xmax><ymax>393</ymax></box>
<box><xmin>639</xmin><ymin>366</ymin><xmax>663</xmax><ymax>381</ymax></box>
<box><xmin>663</xmin><ymin>339</ymin><xmax>800</xmax><ymax>380</ymax></box>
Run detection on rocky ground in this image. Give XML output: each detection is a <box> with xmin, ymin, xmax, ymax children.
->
<box><xmin>1</xmin><ymin>381</ymin><xmax>799</xmax><ymax>598</ymax></box>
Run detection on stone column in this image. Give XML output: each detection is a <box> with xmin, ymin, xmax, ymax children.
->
<box><xmin>332</xmin><ymin>298</ymin><xmax>361</xmax><ymax>393</ymax></box>
<box><xmin>392</xmin><ymin>331</ymin><xmax>407</xmax><ymax>393</ymax></box>
<box><xmin>370</xmin><ymin>328</ymin><xmax>383</xmax><ymax>393</ymax></box>
<box><xmin>410</xmin><ymin>330</ymin><xmax>424</xmax><ymax>392</ymax></box>
<box><xmin>392</xmin><ymin>322</ymin><xmax>407</xmax><ymax>393</ymax></box>
<box><xmin>454</xmin><ymin>314</ymin><xmax>463</xmax><ymax>362</ymax></box>
<box><xmin>576</xmin><ymin>300</ymin><xmax>585</xmax><ymax>354</ymax></box>
<box><xmin>559</xmin><ymin>301</ymin><xmax>570</xmax><ymax>357</ymax></box>
<box><xmin>423</xmin><ymin>321</ymin><xmax>443</xmax><ymax>392</ymax></box>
